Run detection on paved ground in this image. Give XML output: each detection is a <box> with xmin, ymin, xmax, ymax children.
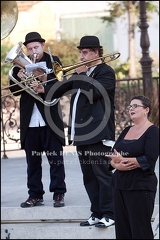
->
<box><xmin>1</xmin><ymin>146</ymin><xmax>90</xmax><ymax>208</ymax></box>
<box><xmin>1</xmin><ymin>146</ymin><xmax>159</xmax><ymax>239</ymax></box>
<box><xmin>1</xmin><ymin>145</ymin><xmax>159</xmax><ymax>208</ymax></box>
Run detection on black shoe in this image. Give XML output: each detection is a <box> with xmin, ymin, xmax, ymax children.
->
<box><xmin>20</xmin><ymin>197</ymin><xmax>44</xmax><ymax>208</ymax></box>
<box><xmin>53</xmin><ymin>193</ymin><xmax>65</xmax><ymax>207</ymax></box>
<box><xmin>95</xmin><ymin>217</ymin><xmax>115</xmax><ymax>228</ymax></box>
<box><xmin>80</xmin><ymin>216</ymin><xmax>100</xmax><ymax>226</ymax></box>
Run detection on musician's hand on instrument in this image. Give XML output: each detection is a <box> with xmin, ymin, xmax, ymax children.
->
<box><xmin>17</xmin><ymin>68</ymin><xmax>26</xmax><ymax>80</ymax></box>
<box><xmin>30</xmin><ymin>80</ymin><xmax>44</xmax><ymax>93</ymax></box>
<box><xmin>39</xmin><ymin>74</ymin><xmax>47</xmax><ymax>82</ymax></box>
<box><xmin>75</xmin><ymin>64</ymin><xmax>88</xmax><ymax>74</ymax></box>
<box><xmin>32</xmin><ymin>68</ymin><xmax>47</xmax><ymax>82</ymax></box>
<box><xmin>32</xmin><ymin>68</ymin><xmax>45</xmax><ymax>77</ymax></box>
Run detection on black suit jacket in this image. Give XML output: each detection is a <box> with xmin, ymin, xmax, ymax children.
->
<box><xmin>9</xmin><ymin>52</ymin><xmax>65</xmax><ymax>148</ymax></box>
<box><xmin>46</xmin><ymin>62</ymin><xmax>116</xmax><ymax>146</ymax></box>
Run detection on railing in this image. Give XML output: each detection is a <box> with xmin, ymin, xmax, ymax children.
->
<box><xmin>115</xmin><ymin>77</ymin><xmax>159</xmax><ymax>136</ymax></box>
<box><xmin>1</xmin><ymin>77</ymin><xmax>159</xmax><ymax>158</ymax></box>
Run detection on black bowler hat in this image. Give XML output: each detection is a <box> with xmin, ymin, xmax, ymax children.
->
<box><xmin>77</xmin><ymin>36</ymin><xmax>102</xmax><ymax>49</ymax></box>
<box><xmin>23</xmin><ymin>32</ymin><xmax>45</xmax><ymax>46</ymax></box>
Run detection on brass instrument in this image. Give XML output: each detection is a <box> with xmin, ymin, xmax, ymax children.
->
<box><xmin>53</xmin><ymin>52</ymin><xmax>121</xmax><ymax>81</ymax></box>
<box><xmin>1</xmin><ymin>1</ymin><xmax>18</xmax><ymax>40</ymax></box>
<box><xmin>2</xmin><ymin>42</ymin><xmax>60</xmax><ymax>106</ymax></box>
<box><xmin>2</xmin><ymin>51</ymin><xmax>120</xmax><ymax>99</ymax></box>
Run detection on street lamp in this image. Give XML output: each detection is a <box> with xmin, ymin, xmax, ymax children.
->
<box><xmin>139</xmin><ymin>1</ymin><xmax>153</xmax><ymax>99</ymax></box>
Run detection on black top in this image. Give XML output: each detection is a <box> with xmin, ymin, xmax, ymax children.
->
<box><xmin>111</xmin><ymin>125</ymin><xmax>159</xmax><ymax>191</ymax></box>
<box><xmin>45</xmin><ymin>63</ymin><xmax>116</xmax><ymax>145</ymax></box>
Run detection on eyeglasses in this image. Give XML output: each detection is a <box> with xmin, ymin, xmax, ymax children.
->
<box><xmin>126</xmin><ymin>104</ymin><xmax>145</xmax><ymax>111</ymax></box>
<box><xmin>79</xmin><ymin>50</ymin><xmax>93</xmax><ymax>55</ymax></box>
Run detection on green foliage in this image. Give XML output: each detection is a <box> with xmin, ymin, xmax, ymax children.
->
<box><xmin>100</xmin><ymin>1</ymin><xmax>159</xmax><ymax>79</ymax></box>
<box><xmin>101</xmin><ymin>2</ymin><xmax>127</xmax><ymax>23</ymax></box>
<box><xmin>113</xmin><ymin>61</ymin><xmax>130</xmax><ymax>79</ymax></box>
<box><xmin>101</xmin><ymin>1</ymin><xmax>159</xmax><ymax>23</ymax></box>
<box><xmin>1</xmin><ymin>44</ymin><xmax>13</xmax><ymax>86</ymax></box>
<box><xmin>145</xmin><ymin>1</ymin><xmax>159</xmax><ymax>15</ymax></box>
<box><xmin>45</xmin><ymin>38</ymin><xmax>80</xmax><ymax>66</ymax></box>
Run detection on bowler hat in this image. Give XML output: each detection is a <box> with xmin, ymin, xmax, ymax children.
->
<box><xmin>77</xmin><ymin>36</ymin><xmax>102</xmax><ymax>49</ymax></box>
<box><xmin>23</xmin><ymin>32</ymin><xmax>45</xmax><ymax>46</ymax></box>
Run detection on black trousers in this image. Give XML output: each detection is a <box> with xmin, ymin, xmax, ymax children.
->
<box><xmin>77</xmin><ymin>142</ymin><xmax>114</xmax><ymax>220</ymax></box>
<box><xmin>24</xmin><ymin>126</ymin><xmax>66</xmax><ymax>199</ymax></box>
<box><xmin>113</xmin><ymin>188</ymin><xmax>156</xmax><ymax>239</ymax></box>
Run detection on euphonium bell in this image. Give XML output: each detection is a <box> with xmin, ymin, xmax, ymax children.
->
<box><xmin>4</xmin><ymin>42</ymin><xmax>33</xmax><ymax>67</ymax></box>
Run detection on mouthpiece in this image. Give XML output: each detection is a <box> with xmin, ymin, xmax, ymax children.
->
<box><xmin>33</xmin><ymin>54</ymin><xmax>37</xmax><ymax>63</ymax></box>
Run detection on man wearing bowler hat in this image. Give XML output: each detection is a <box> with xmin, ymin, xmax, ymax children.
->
<box><xmin>9</xmin><ymin>32</ymin><xmax>67</xmax><ymax>208</ymax></box>
<box><xmin>36</xmin><ymin>35</ymin><xmax>116</xmax><ymax>227</ymax></box>
<box><xmin>73</xmin><ymin>36</ymin><xmax>116</xmax><ymax>228</ymax></box>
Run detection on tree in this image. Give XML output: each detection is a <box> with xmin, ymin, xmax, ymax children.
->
<box><xmin>101</xmin><ymin>1</ymin><xmax>159</xmax><ymax>78</ymax></box>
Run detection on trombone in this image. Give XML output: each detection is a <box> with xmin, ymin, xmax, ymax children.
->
<box><xmin>2</xmin><ymin>52</ymin><xmax>120</xmax><ymax>98</ymax></box>
<box><xmin>53</xmin><ymin>52</ymin><xmax>120</xmax><ymax>82</ymax></box>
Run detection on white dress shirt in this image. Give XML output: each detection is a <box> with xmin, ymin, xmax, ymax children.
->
<box><xmin>29</xmin><ymin>103</ymin><xmax>46</xmax><ymax>127</ymax></box>
<box><xmin>70</xmin><ymin>88</ymin><xmax>81</xmax><ymax>140</ymax></box>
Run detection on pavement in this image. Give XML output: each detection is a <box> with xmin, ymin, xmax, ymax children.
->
<box><xmin>1</xmin><ymin>145</ymin><xmax>159</xmax><ymax>208</ymax></box>
<box><xmin>1</xmin><ymin>145</ymin><xmax>90</xmax><ymax>208</ymax></box>
<box><xmin>1</xmin><ymin>145</ymin><xmax>159</xmax><ymax>239</ymax></box>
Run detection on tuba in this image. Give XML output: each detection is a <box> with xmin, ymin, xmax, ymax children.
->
<box><xmin>4</xmin><ymin>42</ymin><xmax>60</xmax><ymax>106</ymax></box>
<box><xmin>1</xmin><ymin>1</ymin><xmax>19</xmax><ymax>40</ymax></box>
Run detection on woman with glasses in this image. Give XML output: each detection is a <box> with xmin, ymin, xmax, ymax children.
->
<box><xmin>106</xmin><ymin>95</ymin><xmax>159</xmax><ymax>239</ymax></box>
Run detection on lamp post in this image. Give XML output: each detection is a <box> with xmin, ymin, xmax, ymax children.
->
<box><xmin>1</xmin><ymin>107</ymin><xmax>8</xmax><ymax>159</ymax></box>
<box><xmin>139</xmin><ymin>1</ymin><xmax>153</xmax><ymax>99</ymax></box>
